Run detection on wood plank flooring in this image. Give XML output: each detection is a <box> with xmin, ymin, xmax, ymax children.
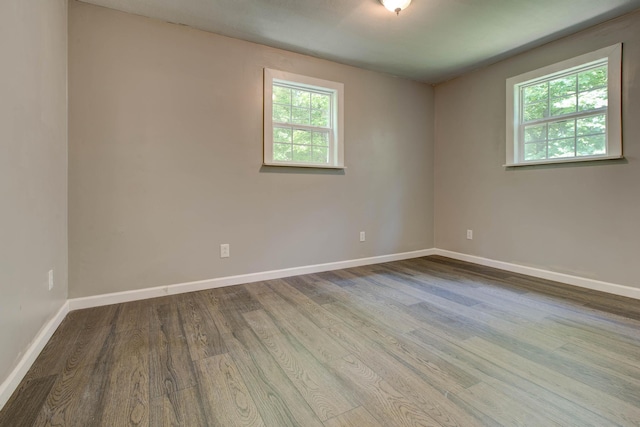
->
<box><xmin>2</xmin><ymin>255</ymin><xmax>640</xmax><ymax>426</ymax></box>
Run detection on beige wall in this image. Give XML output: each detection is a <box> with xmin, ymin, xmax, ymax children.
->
<box><xmin>0</xmin><ymin>0</ymin><xmax>68</xmax><ymax>386</ymax></box>
<box><xmin>434</xmin><ymin>11</ymin><xmax>640</xmax><ymax>288</ymax></box>
<box><xmin>68</xmin><ymin>1</ymin><xmax>435</xmax><ymax>297</ymax></box>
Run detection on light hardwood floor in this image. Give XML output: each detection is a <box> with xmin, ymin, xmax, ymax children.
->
<box><xmin>2</xmin><ymin>256</ymin><xmax>640</xmax><ymax>426</ymax></box>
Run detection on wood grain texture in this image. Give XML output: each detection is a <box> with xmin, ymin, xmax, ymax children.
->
<box><xmin>0</xmin><ymin>375</ymin><xmax>56</xmax><ymax>427</ymax></box>
<box><xmin>195</xmin><ymin>353</ymin><xmax>265</xmax><ymax>427</ymax></box>
<box><xmin>322</xmin><ymin>318</ymin><xmax>483</xmax><ymax>427</ymax></box>
<box><xmin>97</xmin><ymin>328</ymin><xmax>150</xmax><ymax>426</ymax></box>
<box><xmin>323</xmin><ymin>406</ymin><xmax>384</xmax><ymax>427</ymax></box>
<box><xmin>225</xmin><ymin>329</ymin><xmax>325</xmax><ymax>427</ymax></box>
<box><xmin>213</xmin><ymin>285</ymin><xmax>264</xmax><ymax>334</ymax></box>
<box><xmin>246</xmin><ymin>283</ymin><xmax>351</xmax><ymax>364</ymax></box>
<box><xmin>20</xmin><ymin>314</ymin><xmax>83</xmax><ymax>381</ymax></box>
<box><xmin>150</xmin><ymin>386</ymin><xmax>207</xmax><ymax>427</ymax></box>
<box><xmin>3</xmin><ymin>255</ymin><xmax>640</xmax><ymax>426</ymax></box>
<box><xmin>115</xmin><ymin>300</ymin><xmax>152</xmax><ymax>333</ymax></box>
<box><xmin>331</xmin><ymin>354</ymin><xmax>441</xmax><ymax>427</ymax></box>
<box><xmin>178</xmin><ymin>292</ymin><xmax>227</xmax><ymax>360</ymax></box>
<box><xmin>408</xmin><ymin>326</ymin><xmax>617</xmax><ymax>427</ymax></box>
<box><xmin>243</xmin><ymin>309</ymin><xmax>358</xmax><ymax>421</ymax></box>
<box><xmin>32</xmin><ymin>323</ymin><xmax>115</xmax><ymax>425</ymax></box>
<box><xmin>149</xmin><ymin>302</ymin><xmax>198</xmax><ymax>398</ymax></box>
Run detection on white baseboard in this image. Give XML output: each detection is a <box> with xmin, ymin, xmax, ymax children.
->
<box><xmin>68</xmin><ymin>249</ymin><xmax>437</xmax><ymax>310</ymax></box>
<box><xmin>433</xmin><ymin>249</ymin><xmax>640</xmax><ymax>300</ymax></box>
<box><xmin>1</xmin><ymin>249</ymin><xmax>434</xmax><ymax>410</ymax></box>
<box><xmin>67</xmin><ymin>247</ymin><xmax>640</xmax><ymax>310</ymax></box>
<box><xmin>4</xmin><ymin>247</ymin><xmax>637</xmax><ymax>411</ymax></box>
<box><xmin>0</xmin><ymin>301</ymin><xmax>69</xmax><ymax>411</ymax></box>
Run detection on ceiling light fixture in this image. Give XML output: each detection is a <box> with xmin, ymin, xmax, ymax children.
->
<box><xmin>380</xmin><ymin>0</ymin><xmax>412</xmax><ymax>15</ymax></box>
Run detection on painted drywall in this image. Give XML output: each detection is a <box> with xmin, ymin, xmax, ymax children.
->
<box><xmin>68</xmin><ymin>1</ymin><xmax>434</xmax><ymax>297</ymax></box>
<box><xmin>0</xmin><ymin>0</ymin><xmax>68</xmax><ymax>384</ymax></box>
<box><xmin>434</xmin><ymin>10</ymin><xmax>640</xmax><ymax>289</ymax></box>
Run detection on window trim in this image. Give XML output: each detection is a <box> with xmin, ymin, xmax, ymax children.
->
<box><xmin>505</xmin><ymin>43</ymin><xmax>622</xmax><ymax>167</ymax></box>
<box><xmin>264</xmin><ymin>68</ymin><xmax>344</xmax><ymax>169</ymax></box>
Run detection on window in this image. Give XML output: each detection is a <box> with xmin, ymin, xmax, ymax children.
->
<box><xmin>264</xmin><ymin>68</ymin><xmax>344</xmax><ymax>168</ymax></box>
<box><xmin>506</xmin><ymin>44</ymin><xmax>622</xmax><ymax>166</ymax></box>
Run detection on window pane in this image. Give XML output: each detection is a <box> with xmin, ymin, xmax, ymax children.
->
<box><xmin>312</xmin><ymin>132</ymin><xmax>329</xmax><ymax>147</ymax></box>
<box><xmin>311</xmin><ymin>109</ymin><xmax>329</xmax><ymax>127</ymax></box>
<box><xmin>509</xmin><ymin>47</ymin><xmax>618</xmax><ymax>167</ymax></box>
<box><xmin>291</xmin><ymin>107</ymin><xmax>310</xmax><ymax>125</ymax></box>
<box><xmin>292</xmin><ymin>144</ymin><xmax>312</xmax><ymax>162</ymax></box>
<box><xmin>523</xmin><ymin>102</ymin><xmax>547</xmax><ymax>122</ymax></box>
<box><xmin>311</xmin><ymin>93</ymin><xmax>330</xmax><ymax>111</ymax></box>
<box><xmin>292</xmin><ymin>90</ymin><xmax>311</xmax><ymax>108</ymax></box>
<box><xmin>293</xmin><ymin>129</ymin><xmax>312</xmax><ymax>145</ymax></box>
<box><xmin>273</xmin><ymin>105</ymin><xmax>291</xmax><ymax>123</ymax></box>
<box><xmin>548</xmin><ymin>120</ymin><xmax>575</xmax><ymax>140</ymax></box>
<box><xmin>524</xmin><ymin>143</ymin><xmax>547</xmax><ymax>161</ymax></box>
<box><xmin>523</xmin><ymin>83</ymin><xmax>547</xmax><ymax>104</ymax></box>
<box><xmin>577</xmin><ymin>114</ymin><xmax>606</xmax><ymax>136</ymax></box>
<box><xmin>273</xmin><ymin>143</ymin><xmax>292</xmax><ymax>161</ymax></box>
<box><xmin>577</xmin><ymin>135</ymin><xmax>606</xmax><ymax>156</ymax></box>
<box><xmin>578</xmin><ymin>88</ymin><xmax>607</xmax><ymax>111</ymax></box>
<box><xmin>578</xmin><ymin>66</ymin><xmax>607</xmax><ymax>91</ymax></box>
<box><xmin>524</xmin><ymin>124</ymin><xmax>546</xmax><ymax>142</ymax></box>
<box><xmin>273</xmin><ymin>85</ymin><xmax>291</xmax><ymax>105</ymax></box>
<box><xmin>273</xmin><ymin>127</ymin><xmax>292</xmax><ymax>143</ymax></box>
<box><xmin>549</xmin><ymin>76</ymin><xmax>576</xmax><ymax>99</ymax></box>
<box><xmin>265</xmin><ymin>69</ymin><xmax>342</xmax><ymax>168</ymax></box>
<box><xmin>549</xmin><ymin>138</ymin><xmax>575</xmax><ymax>158</ymax></box>
<box><xmin>550</xmin><ymin>95</ymin><xmax>577</xmax><ymax>116</ymax></box>
<box><xmin>312</xmin><ymin>146</ymin><xmax>328</xmax><ymax>163</ymax></box>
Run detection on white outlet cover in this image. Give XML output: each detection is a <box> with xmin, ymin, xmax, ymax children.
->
<box><xmin>220</xmin><ymin>244</ymin><xmax>230</xmax><ymax>258</ymax></box>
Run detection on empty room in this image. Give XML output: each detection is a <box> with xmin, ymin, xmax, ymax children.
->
<box><xmin>2</xmin><ymin>0</ymin><xmax>640</xmax><ymax>425</ymax></box>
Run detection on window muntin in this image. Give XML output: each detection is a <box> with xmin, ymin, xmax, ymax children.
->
<box><xmin>520</xmin><ymin>63</ymin><xmax>608</xmax><ymax>161</ymax></box>
<box><xmin>272</xmin><ymin>84</ymin><xmax>332</xmax><ymax>164</ymax></box>
<box><xmin>264</xmin><ymin>69</ymin><xmax>344</xmax><ymax>168</ymax></box>
<box><xmin>506</xmin><ymin>44</ymin><xmax>622</xmax><ymax>166</ymax></box>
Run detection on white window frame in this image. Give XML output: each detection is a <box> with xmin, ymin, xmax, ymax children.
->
<box><xmin>505</xmin><ymin>44</ymin><xmax>622</xmax><ymax>167</ymax></box>
<box><xmin>264</xmin><ymin>68</ymin><xmax>344</xmax><ymax>169</ymax></box>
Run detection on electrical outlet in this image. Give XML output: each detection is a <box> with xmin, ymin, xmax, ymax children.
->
<box><xmin>220</xmin><ymin>244</ymin><xmax>230</xmax><ymax>258</ymax></box>
<box><xmin>466</xmin><ymin>229</ymin><xmax>473</xmax><ymax>240</ymax></box>
<box><xmin>48</xmin><ymin>270</ymin><xmax>54</xmax><ymax>290</ymax></box>
<box><xmin>360</xmin><ymin>231</ymin><xmax>366</xmax><ymax>242</ymax></box>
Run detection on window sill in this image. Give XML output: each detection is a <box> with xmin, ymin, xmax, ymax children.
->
<box><xmin>504</xmin><ymin>155</ymin><xmax>624</xmax><ymax>168</ymax></box>
<box><xmin>262</xmin><ymin>162</ymin><xmax>346</xmax><ymax>170</ymax></box>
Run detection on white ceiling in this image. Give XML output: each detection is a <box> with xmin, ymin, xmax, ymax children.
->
<box><xmin>78</xmin><ymin>0</ymin><xmax>640</xmax><ymax>83</ymax></box>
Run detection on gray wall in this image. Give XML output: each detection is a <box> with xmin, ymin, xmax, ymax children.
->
<box><xmin>68</xmin><ymin>1</ymin><xmax>435</xmax><ymax>298</ymax></box>
<box><xmin>434</xmin><ymin>10</ymin><xmax>640</xmax><ymax>288</ymax></box>
<box><xmin>0</xmin><ymin>0</ymin><xmax>68</xmax><ymax>385</ymax></box>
